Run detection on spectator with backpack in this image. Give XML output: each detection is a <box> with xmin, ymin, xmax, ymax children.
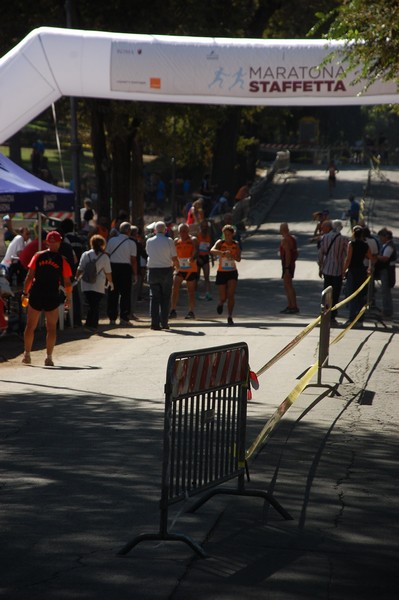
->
<box><xmin>374</xmin><ymin>228</ymin><xmax>397</xmax><ymax>318</ymax></box>
<box><xmin>76</xmin><ymin>235</ymin><xmax>113</xmax><ymax>333</ymax></box>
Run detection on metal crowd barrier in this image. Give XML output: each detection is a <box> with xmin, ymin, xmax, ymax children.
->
<box><xmin>119</xmin><ymin>342</ymin><xmax>291</xmax><ymax>558</ymax></box>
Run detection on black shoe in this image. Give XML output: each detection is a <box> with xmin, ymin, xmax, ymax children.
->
<box><xmin>227</xmin><ymin>317</ymin><xmax>234</xmax><ymax>326</ymax></box>
<box><xmin>162</xmin><ymin>325</ymin><xmax>170</xmax><ymax>330</ymax></box>
<box><xmin>84</xmin><ymin>326</ymin><xmax>98</xmax><ymax>333</ymax></box>
<box><xmin>217</xmin><ymin>304</ymin><xmax>223</xmax><ymax>315</ymax></box>
<box><xmin>280</xmin><ymin>307</ymin><xmax>290</xmax><ymax>313</ymax></box>
<box><xmin>169</xmin><ymin>309</ymin><xmax>177</xmax><ymax>318</ymax></box>
<box><xmin>120</xmin><ymin>319</ymin><xmax>133</xmax><ymax>327</ymax></box>
<box><xmin>151</xmin><ymin>325</ymin><xmax>162</xmax><ymax>330</ymax></box>
<box><xmin>287</xmin><ymin>307</ymin><xmax>299</xmax><ymax>314</ymax></box>
<box><xmin>185</xmin><ymin>311</ymin><xmax>195</xmax><ymax>319</ymax></box>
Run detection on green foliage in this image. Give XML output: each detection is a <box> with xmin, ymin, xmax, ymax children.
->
<box><xmin>315</xmin><ymin>0</ymin><xmax>399</xmax><ymax>89</ymax></box>
<box><xmin>263</xmin><ymin>0</ymin><xmax>341</xmax><ymax>39</ymax></box>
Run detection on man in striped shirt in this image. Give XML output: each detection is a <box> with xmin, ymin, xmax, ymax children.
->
<box><xmin>318</xmin><ymin>219</ymin><xmax>348</xmax><ymax>325</ymax></box>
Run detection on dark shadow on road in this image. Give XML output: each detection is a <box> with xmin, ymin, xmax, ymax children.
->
<box><xmin>1</xmin><ymin>312</ymin><xmax>399</xmax><ymax>598</ymax></box>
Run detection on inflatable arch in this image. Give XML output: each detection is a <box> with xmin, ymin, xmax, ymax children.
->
<box><xmin>1</xmin><ymin>26</ymin><xmax>399</xmax><ymax>144</ymax></box>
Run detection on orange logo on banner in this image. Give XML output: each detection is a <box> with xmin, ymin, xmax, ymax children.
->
<box><xmin>150</xmin><ymin>77</ymin><xmax>161</xmax><ymax>89</ymax></box>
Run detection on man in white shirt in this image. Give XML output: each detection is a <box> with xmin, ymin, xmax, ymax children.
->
<box><xmin>146</xmin><ymin>221</ymin><xmax>179</xmax><ymax>330</ymax></box>
<box><xmin>106</xmin><ymin>221</ymin><xmax>137</xmax><ymax>326</ymax></box>
<box><xmin>1</xmin><ymin>226</ymin><xmax>30</xmax><ymax>284</ymax></box>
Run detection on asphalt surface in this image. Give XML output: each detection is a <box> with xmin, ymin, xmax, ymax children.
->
<box><xmin>1</xmin><ymin>164</ymin><xmax>398</xmax><ymax>599</ymax></box>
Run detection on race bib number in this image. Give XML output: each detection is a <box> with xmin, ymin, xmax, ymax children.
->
<box><xmin>199</xmin><ymin>241</ymin><xmax>209</xmax><ymax>252</ymax></box>
<box><xmin>221</xmin><ymin>258</ymin><xmax>235</xmax><ymax>271</ymax></box>
<box><xmin>179</xmin><ymin>257</ymin><xmax>191</xmax><ymax>269</ymax></box>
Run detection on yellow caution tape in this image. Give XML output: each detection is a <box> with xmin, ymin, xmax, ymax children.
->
<box><xmin>246</xmin><ymin>361</ymin><xmax>318</xmax><ymax>460</ymax></box>
<box><xmin>329</xmin><ymin>275</ymin><xmax>371</xmax><ymax>344</ymax></box>
<box><xmin>332</xmin><ymin>275</ymin><xmax>371</xmax><ymax>312</ymax></box>
<box><xmin>256</xmin><ymin>315</ymin><xmax>320</xmax><ymax>377</ymax></box>
<box><xmin>247</xmin><ymin>275</ymin><xmax>372</xmax><ymax>460</ymax></box>
<box><xmin>330</xmin><ymin>305</ymin><xmax>367</xmax><ymax>344</ymax></box>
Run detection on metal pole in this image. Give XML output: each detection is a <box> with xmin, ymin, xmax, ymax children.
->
<box><xmin>171</xmin><ymin>116</ymin><xmax>176</xmax><ymax>221</ymax></box>
<box><xmin>171</xmin><ymin>156</ymin><xmax>176</xmax><ymax>221</ymax></box>
<box><xmin>65</xmin><ymin>0</ymin><xmax>81</xmax><ymax>227</ymax></box>
<box><xmin>70</xmin><ymin>101</ymin><xmax>81</xmax><ymax>226</ymax></box>
<box><xmin>38</xmin><ymin>213</ymin><xmax>42</xmax><ymax>251</ymax></box>
<box><xmin>318</xmin><ymin>286</ymin><xmax>332</xmax><ymax>385</ymax></box>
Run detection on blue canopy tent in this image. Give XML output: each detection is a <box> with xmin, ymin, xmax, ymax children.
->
<box><xmin>0</xmin><ymin>152</ymin><xmax>74</xmax><ymax>214</ymax></box>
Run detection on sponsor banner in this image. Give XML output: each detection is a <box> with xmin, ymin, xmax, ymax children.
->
<box><xmin>110</xmin><ymin>38</ymin><xmax>399</xmax><ymax>103</ymax></box>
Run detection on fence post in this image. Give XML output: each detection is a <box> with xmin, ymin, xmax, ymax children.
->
<box><xmin>298</xmin><ymin>286</ymin><xmax>353</xmax><ymax>396</ymax></box>
<box><xmin>317</xmin><ymin>286</ymin><xmax>332</xmax><ymax>385</ymax></box>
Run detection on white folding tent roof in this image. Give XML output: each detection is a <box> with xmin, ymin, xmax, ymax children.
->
<box><xmin>1</xmin><ymin>27</ymin><xmax>399</xmax><ymax>143</ymax></box>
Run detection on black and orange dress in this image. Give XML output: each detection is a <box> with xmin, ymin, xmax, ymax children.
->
<box><xmin>27</xmin><ymin>250</ymin><xmax>72</xmax><ymax>312</ymax></box>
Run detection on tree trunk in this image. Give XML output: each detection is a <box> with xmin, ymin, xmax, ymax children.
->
<box><xmin>108</xmin><ymin>112</ymin><xmax>133</xmax><ymax>221</ymax></box>
<box><xmin>90</xmin><ymin>100</ymin><xmax>111</xmax><ymax>224</ymax></box>
<box><xmin>131</xmin><ymin>132</ymin><xmax>144</xmax><ymax>226</ymax></box>
<box><xmin>211</xmin><ymin>106</ymin><xmax>242</xmax><ymax>197</ymax></box>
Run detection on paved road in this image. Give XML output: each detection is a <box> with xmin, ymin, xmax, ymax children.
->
<box><xmin>1</xmin><ymin>165</ymin><xmax>398</xmax><ymax>599</ymax></box>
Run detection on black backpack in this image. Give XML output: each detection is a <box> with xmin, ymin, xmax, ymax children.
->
<box><xmin>82</xmin><ymin>254</ymin><xmax>102</xmax><ymax>283</ymax></box>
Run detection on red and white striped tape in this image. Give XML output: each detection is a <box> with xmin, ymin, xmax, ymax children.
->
<box><xmin>12</xmin><ymin>212</ymin><xmax>74</xmax><ymax>220</ymax></box>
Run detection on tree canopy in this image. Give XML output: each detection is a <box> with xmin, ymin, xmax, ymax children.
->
<box><xmin>314</xmin><ymin>0</ymin><xmax>399</xmax><ymax>88</ymax></box>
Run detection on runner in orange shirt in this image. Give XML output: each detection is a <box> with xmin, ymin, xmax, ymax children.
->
<box><xmin>210</xmin><ymin>224</ymin><xmax>241</xmax><ymax>325</ymax></box>
<box><xmin>169</xmin><ymin>223</ymin><xmax>199</xmax><ymax>320</ymax></box>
